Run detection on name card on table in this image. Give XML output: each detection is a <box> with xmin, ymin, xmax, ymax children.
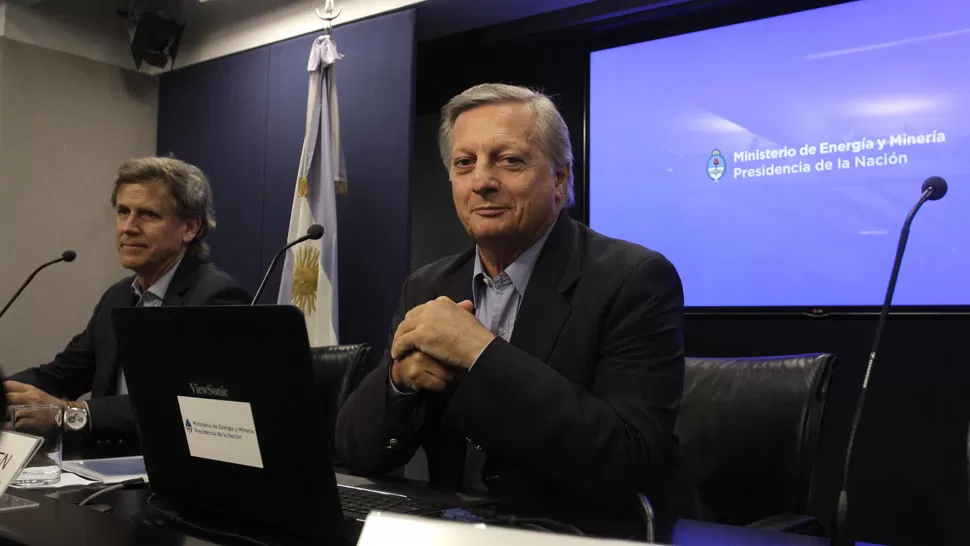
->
<box><xmin>0</xmin><ymin>431</ymin><xmax>43</xmax><ymax>495</ymax></box>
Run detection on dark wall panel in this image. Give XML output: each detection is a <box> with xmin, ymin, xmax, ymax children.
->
<box><xmin>157</xmin><ymin>48</ymin><xmax>271</xmax><ymax>293</ymax></box>
<box><xmin>410</xmin><ymin>113</ymin><xmax>468</xmax><ymax>271</ymax></box>
<box><xmin>328</xmin><ymin>10</ymin><xmax>415</xmax><ymax>353</ymax></box>
<box><xmin>159</xmin><ymin>9</ymin><xmax>416</xmax><ymax>358</ymax></box>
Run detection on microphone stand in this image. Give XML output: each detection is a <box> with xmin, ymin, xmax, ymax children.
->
<box><xmin>251</xmin><ymin>225</ymin><xmax>324</xmax><ymax>305</ymax></box>
<box><xmin>0</xmin><ymin>256</ymin><xmax>73</xmax><ymax>320</ymax></box>
<box><xmin>252</xmin><ymin>239</ymin><xmax>308</xmax><ymax>305</ymax></box>
<box><xmin>834</xmin><ymin>186</ymin><xmax>936</xmax><ymax>544</ymax></box>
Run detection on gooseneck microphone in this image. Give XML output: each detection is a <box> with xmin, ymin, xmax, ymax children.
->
<box><xmin>834</xmin><ymin>176</ymin><xmax>948</xmax><ymax>542</ymax></box>
<box><xmin>0</xmin><ymin>250</ymin><xmax>77</xmax><ymax>320</ymax></box>
<box><xmin>251</xmin><ymin>224</ymin><xmax>324</xmax><ymax>305</ymax></box>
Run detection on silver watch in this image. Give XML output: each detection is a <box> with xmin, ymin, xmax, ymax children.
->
<box><xmin>64</xmin><ymin>404</ymin><xmax>89</xmax><ymax>432</ymax></box>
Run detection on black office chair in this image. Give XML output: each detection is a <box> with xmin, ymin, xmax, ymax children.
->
<box><xmin>309</xmin><ymin>344</ymin><xmax>373</xmax><ymax>417</ymax></box>
<box><xmin>675</xmin><ymin>353</ymin><xmax>837</xmax><ymax>533</ymax></box>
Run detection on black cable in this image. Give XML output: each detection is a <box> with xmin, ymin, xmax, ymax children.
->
<box><xmin>488</xmin><ymin>515</ymin><xmax>586</xmax><ymax>536</ymax></box>
<box><xmin>77</xmin><ymin>478</ymin><xmax>146</xmax><ymax>506</ymax></box>
<box><xmin>147</xmin><ymin>494</ymin><xmax>273</xmax><ymax>546</ymax></box>
<box><xmin>637</xmin><ymin>493</ymin><xmax>656</xmax><ymax>543</ymax></box>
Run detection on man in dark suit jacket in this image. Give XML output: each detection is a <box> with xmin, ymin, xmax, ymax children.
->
<box><xmin>335</xmin><ymin>84</ymin><xmax>703</xmax><ymax>537</ymax></box>
<box><xmin>5</xmin><ymin>157</ymin><xmax>248</xmax><ymax>442</ymax></box>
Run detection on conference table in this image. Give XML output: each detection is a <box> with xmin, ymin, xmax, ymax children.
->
<box><xmin>0</xmin><ymin>472</ymin><xmax>880</xmax><ymax>546</ymax></box>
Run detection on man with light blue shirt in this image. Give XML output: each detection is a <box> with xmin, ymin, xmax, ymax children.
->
<box><xmin>336</xmin><ymin>84</ymin><xmax>704</xmax><ymax>536</ymax></box>
<box><xmin>5</xmin><ymin>157</ymin><xmax>248</xmax><ymax>445</ymax></box>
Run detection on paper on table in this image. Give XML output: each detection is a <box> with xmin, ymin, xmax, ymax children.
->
<box><xmin>50</xmin><ymin>472</ymin><xmax>97</xmax><ymax>487</ymax></box>
<box><xmin>61</xmin><ymin>457</ymin><xmax>147</xmax><ymax>484</ymax></box>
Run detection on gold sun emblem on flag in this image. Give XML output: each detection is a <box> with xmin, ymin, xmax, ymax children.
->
<box><xmin>291</xmin><ymin>245</ymin><xmax>320</xmax><ymax>315</ymax></box>
<box><xmin>296</xmin><ymin>177</ymin><xmax>309</xmax><ymax>197</ymax></box>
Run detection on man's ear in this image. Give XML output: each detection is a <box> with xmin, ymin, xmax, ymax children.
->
<box><xmin>182</xmin><ymin>217</ymin><xmax>202</xmax><ymax>245</ymax></box>
<box><xmin>554</xmin><ymin>163</ymin><xmax>570</xmax><ymax>205</ymax></box>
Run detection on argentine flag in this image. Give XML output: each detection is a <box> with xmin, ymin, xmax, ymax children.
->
<box><xmin>277</xmin><ymin>35</ymin><xmax>345</xmax><ymax>346</ymax></box>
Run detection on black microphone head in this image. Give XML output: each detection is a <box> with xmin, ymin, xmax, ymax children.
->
<box><xmin>61</xmin><ymin>250</ymin><xmax>77</xmax><ymax>262</ymax></box>
<box><xmin>306</xmin><ymin>224</ymin><xmax>325</xmax><ymax>240</ymax></box>
<box><xmin>922</xmin><ymin>176</ymin><xmax>947</xmax><ymax>201</ymax></box>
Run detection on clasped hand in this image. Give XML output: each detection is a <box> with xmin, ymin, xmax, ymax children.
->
<box><xmin>389</xmin><ymin>297</ymin><xmax>495</xmax><ymax>392</ymax></box>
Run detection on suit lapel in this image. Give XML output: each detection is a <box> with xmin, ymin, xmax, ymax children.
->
<box><xmin>433</xmin><ymin>249</ymin><xmax>476</xmax><ymax>304</ymax></box>
<box><xmin>427</xmin><ymin>217</ymin><xmax>582</xmax><ymax>483</ymax></box>
<box><xmin>508</xmin><ymin>212</ymin><xmax>581</xmax><ymax>364</ymax></box>
<box><xmin>161</xmin><ymin>255</ymin><xmax>203</xmax><ymax>307</ymax></box>
<box><xmin>433</xmin><ymin>214</ymin><xmax>582</xmax><ymax>364</ymax></box>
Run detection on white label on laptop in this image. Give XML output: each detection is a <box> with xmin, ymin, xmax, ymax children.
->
<box><xmin>177</xmin><ymin>396</ymin><xmax>264</xmax><ymax>469</ymax></box>
<box><xmin>0</xmin><ymin>431</ymin><xmax>44</xmax><ymax>495</ymax></box>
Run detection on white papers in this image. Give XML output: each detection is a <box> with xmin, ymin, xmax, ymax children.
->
<box><xmin>26</xmin><ymin>472</ymin><xmax>97</xmax><ymax>488</ymax></box>
<box><xmin>177</xmin><ymin>396</ymin><xmax>264</xmax><ymax>469</ymax></box>
<box><xmin>61</xmin><ymin>457</ymin><xmax>147</xmax><ymax>484</ymax></box>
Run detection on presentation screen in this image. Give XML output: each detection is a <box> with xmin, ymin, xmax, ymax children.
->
<box><xmin>589</xmin><ymin>0</ymin><xmax>968</xmax><ymax>308</ymax></box>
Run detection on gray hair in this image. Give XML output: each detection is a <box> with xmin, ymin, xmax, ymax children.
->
<box><xmin>111</xmin><ymin>156</ymin><xmax>216</xmax><ymax>257</ymax></box>
<box><xmin>438</xmin><ymin>83</ymin><xmax>575</xmax><ymax>207</ymax></box>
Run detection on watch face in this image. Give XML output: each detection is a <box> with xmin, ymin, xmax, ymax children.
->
<box><xmin>65</xmin><ymin>407</ymin><xmax>88</xmax><ymax>431</ymax></box>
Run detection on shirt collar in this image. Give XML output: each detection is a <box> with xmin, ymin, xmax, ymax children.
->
<box><xmin>473</xmin><ymin>218</ymin><xmax>557</xmax><ymax>296</ymax></box>
<box><xmin>131</xmin><ymin>254</ymin><xmax>184</xmax><ymax>301</ymax></box>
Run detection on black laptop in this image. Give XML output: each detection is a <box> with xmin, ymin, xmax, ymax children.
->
<box><xmin>113</xmin><ymin>305</ymin><xmax>488</xmax><ymax>542</ymax></box>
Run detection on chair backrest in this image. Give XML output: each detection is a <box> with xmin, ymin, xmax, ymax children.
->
<box><xmin>674</xmin><ymin>353</ymin><xmax>836</xmax><ymax>526</ymax></box>
<box><xmin>309</xmin><ymin>344</ymin><xmax>372</xmax><ymax>419</ymax></box>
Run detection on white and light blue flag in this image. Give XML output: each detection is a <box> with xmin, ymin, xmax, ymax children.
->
<box><xmin>277</xmin><ymin>35</ymin><xmax>345</xmax><ymax>346</ymax></box>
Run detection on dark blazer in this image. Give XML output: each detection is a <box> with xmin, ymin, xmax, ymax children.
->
<box><xmin>335</xmin><ymin>213</ymin><xmax>704</xmax><ymax>537</ymax></box>
<box><xmin>10</xmin><ymin>255</ymin><xmax>249</xmax><ymax>438</ymax></box>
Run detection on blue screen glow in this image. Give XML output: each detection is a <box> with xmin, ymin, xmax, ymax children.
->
<box><xmin>589</xmin><ymin>0</ymin><xmax>969</xmax><ymax>307</ymax></box>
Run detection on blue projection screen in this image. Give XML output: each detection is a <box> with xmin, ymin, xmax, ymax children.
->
<box><xmin>589</xmin><ymin>0</ymin><xmax>969</xmax><ymax>307</ymax></box>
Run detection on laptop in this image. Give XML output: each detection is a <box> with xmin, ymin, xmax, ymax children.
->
<box><xmin>113</xmin><ymin>305</ymin><xmax>489</xmax><ymax>541</ymax></box>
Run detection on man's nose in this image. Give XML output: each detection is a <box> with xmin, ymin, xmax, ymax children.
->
<box><xmin>471</xmin><ymin>164</ymin><xmax>500</xmax><ymax>194</ymax></box>
<box><xmin>120</xmin><ymin>216</ymin><xmax>140</xmax><ymax>233</ymax></box>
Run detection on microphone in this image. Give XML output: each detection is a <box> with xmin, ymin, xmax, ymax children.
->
<box><xmin>921</xmin><ymin>175</ymin><xmax>948</xmax><ymax>201</ymax></box>
<box><xmin>0</xmin><ymin>250</ymin><xmax>78</xmax><ymax>320</ymax></box>
<box><xmin>251</xmin><ymin>224</ymin><xmax>324</xmax><ymax>305</ymax></box>
<box><xmin>834</xmin><ymin>176</ymin><xmax>948</xmax><ymax>543</ymax></box>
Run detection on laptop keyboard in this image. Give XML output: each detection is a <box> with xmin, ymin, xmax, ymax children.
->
<box><xmin>338</xmin><ymin>485</ymin><xmax>449</xmax><ymax>521</ymax></box>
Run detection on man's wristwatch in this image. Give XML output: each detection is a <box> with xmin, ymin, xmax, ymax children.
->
<box><xmin>63</xmin><ymin>402</ymin><xmax>89</xmax><ymax>432</ymax></box>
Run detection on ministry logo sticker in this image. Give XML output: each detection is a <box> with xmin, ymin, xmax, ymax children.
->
<box><xmin>707</xmin><ymin>149</ymin><xmax>726</xmax><ymax>182</ymax></box>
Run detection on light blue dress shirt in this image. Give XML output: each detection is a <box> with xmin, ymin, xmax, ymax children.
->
<box><xmin>470</xmin><ymin>224</ymin><xmax>554</xmax><ymax>348</ymax></box>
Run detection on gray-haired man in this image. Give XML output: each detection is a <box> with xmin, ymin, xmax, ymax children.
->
<box><xmin>5</xmin><ymin>157</ymin><xmax>248</xmax><ymax>443</ymax></box>
<box><xmin>336</xmin><ymin>84</ymin><xmax>704</xmax><ymax>536</ymax></box>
